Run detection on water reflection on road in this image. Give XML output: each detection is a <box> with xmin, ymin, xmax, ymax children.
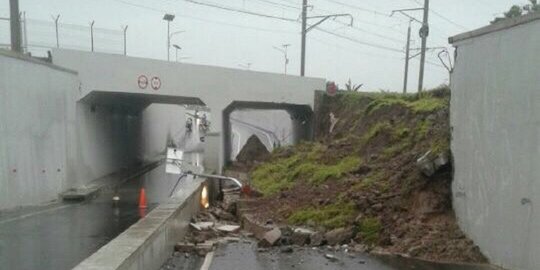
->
<box><xmin>0</xmin><ymin>162</ymin><xmax>187</xmax><ymax>270</ymax></box>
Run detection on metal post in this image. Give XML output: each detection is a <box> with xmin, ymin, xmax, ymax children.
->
<box><xmin>90</xmin><ymin>20</ymin><xmax>95</xmax><ymax>52</ymax></box>
<box><xmin>52</xmin><ymin>15</ymin><xmax>60</xmax><ymax>48</ymax></box>
<box><xmin>284</xmin><ymin>44</ymin><xmax>289</xmax><ymax>75</ymax></box>
<box><xmin>22</xmin><ymin>12</ymin><xmax>27</xmax><ymax>53</ymax></box>
<box><xmin>300</xmin><ymin>0</ymin><xmax>307</xmax><ymax>76</ymax></box>
<box><xmin>9</xmin><ymin>0</ymin><xmax>22</xmax><ymax>52</ymax></box>
<box><xmin>403</xmin><ymin>21</ymin><xmax>412</xmax><ymax>94</ymax></box>
<box><xmin>418</xmin><ymin>0</ymin><xmax>429</xmax><ymax>92</ymax></box>
<box><xmin>167</xmin><ymin>21</ymin><xmax>170</xmax><ymax>61</ymax></box>
<box><xmin>122</xmin><ymin>25</ymin><xmax>128</xmax><ymax>55</ymax></box>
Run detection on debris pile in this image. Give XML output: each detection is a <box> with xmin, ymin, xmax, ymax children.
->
<box><xmin>175</xmin><ymin>206</ymin><xmax>242</xmax><ymax>257</ymax></box>
<box><xmin>228</xmin><ymin>87</ymin><xmax>488</xmax><ymax>264</ymax></box>
<box><xmin>235</xmin><ymin>135</ymin><xmax>270</xmax><ymax>166</ymax></box>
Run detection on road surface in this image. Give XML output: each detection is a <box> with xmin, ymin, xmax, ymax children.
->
<box><xmin>0</xmin><ymin>163</ymin><xmax>187</xmax><ymax>270</ymax></box>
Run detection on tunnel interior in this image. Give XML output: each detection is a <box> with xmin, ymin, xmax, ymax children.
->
<box><xmin>76</xmin><ymin>91</ymin><xmax>208</xmax><ymax>186</ymax></box>
<box><xmin>222</xmin><ymin>101</ymin><xmax>314</xmax><ymax>166</ymax></box>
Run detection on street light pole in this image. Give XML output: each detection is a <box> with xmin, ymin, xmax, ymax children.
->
<box><xmin>122</xmin><ymin>25</ymin><xmax>128</xmax><ymax>55</ymax></box>
<box><xmin>52</xmin><ymin>15</ymin><xmax>60</xmax><ymax>48</ymax></box>
<box><xmin>163</xmin><ymin>14</ymin><xmax>175</xmax><ymax>61</ymax></box>
<box><xmin>90</xmin><ymin>20</ymin><xmax>95</xmax><ymax>52</ymax></box>
<box><xmin>273</xmin><ymin>44</ymin><xmax>290</xmax><ymax>75</ymax></box>
<box><xmin>173</xmin><ymin>44</ymin><xmax>181</xmax><ymax>62</ymax></box>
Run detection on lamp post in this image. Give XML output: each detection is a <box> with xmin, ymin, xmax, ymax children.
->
<box><xmin>163</xmin><ymin>13</ymin><xmax>175</xmax><ymax>61</ymax></box>
<box><xmin>273</xmin><ymin>44</ymin><xmax>290</xmax><ymax>75</ymax></box>
<box><xmin>173</xmin><ymin>44</ymin><xmax>181</xmax><ymax>62</ymax></box>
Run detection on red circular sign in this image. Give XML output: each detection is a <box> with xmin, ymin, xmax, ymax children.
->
<box><xmin>138</xmin><ymin>75</ymin><xmax>148</xmax><ymax>89</ymax></box>
<box><xmin>151</xmin><ymin>76</ymin><xmax>161</xmax><ymax>90</ymax></box>
<box><xmin>326</xmin><ymin>81</ymin><xmax>338</xmax><ymax>96</ymax></box>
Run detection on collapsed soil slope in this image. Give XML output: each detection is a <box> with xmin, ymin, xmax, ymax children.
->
<box><xmin>243</xmin><ymin>87</ymin><xmax>486</xmax><ymax>263</ymax></box>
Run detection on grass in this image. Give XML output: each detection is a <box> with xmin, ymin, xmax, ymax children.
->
<box><xmin>358</xmin><ymin>217</ymin><xmax>382</xmax><ymax>245</ymax></box>
<box><xmin>251</xmin><ymin>143</ymin><xmax>362</xmax><ymax>195</ymax></box>
<box><xmin>353</xmin><ymin>172</ymin><xmax>389</xmax><ymax>192</ymax></box>
<box><xmin>360</xmin><ymin>122</ymin><xmax>392</xmax><ymax>144</ymax></box>
<box><xmin>287</xmin><ymin>201</ymin><xmax>357</xmax><ymax>229</ymax></box>
<box><xmin>363</xmin><ymin>92</ymin><xmax>448</xmax><ymax>115</ymax></box>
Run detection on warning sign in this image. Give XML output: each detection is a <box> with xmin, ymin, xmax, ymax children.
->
<box><xmin>138</xmin><ymin>75</ymin><xmax>148</xmax><ymax>89</ymax></box>
<box><xmin>151</xmin><ymin>76</ymin><xmax>161</xmax><ymax>90</ymax></box>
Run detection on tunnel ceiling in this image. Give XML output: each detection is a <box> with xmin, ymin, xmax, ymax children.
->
<box><xmin>80</xmin><ymin>91</ymin><xmax>206</xmax><ymax>111</ymax></box>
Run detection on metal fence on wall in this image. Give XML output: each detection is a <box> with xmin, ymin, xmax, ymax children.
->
<box><xmin>1</xmin><ymin>16</ymin><xmax>123</xmax><ymax>57</ymax></box>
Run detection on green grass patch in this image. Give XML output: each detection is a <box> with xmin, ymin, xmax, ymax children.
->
<box><xmin>353</xmin><ymin>172</ymin><xmax>389</xmax><ymax>192</ymax></box>
<box><xmin>287</xmin><ymin>201</ymin><xmax>357</xmax><ymax>229</ymax></box>
<box><xmin>358</xmin><ymin>217</ymin><xmax>382</xmax><ymax>245</ymax></box>
<box><xmin>408</xmin><ymin>96</ymin><xmax>448</xmax><ymax>113</ymax></box>
<box><xmin>251</xmin><ymin>154</ymin><xmax>301</xmax><ymax>195</ymax></box>
<box><xmin>309</xmin><ymin>156</ymin><xmax>362</xmax><ymax>184</ymax></box>
<box><xmin>416</xmin><ymin>119</ymin><xmax>432</xmax><ymax>139</ymax></box>
<box><xmin>252</xmin><ymin>147</ymin><xmax>361</xmax><ymax>195</ymax></box>
<box><xmin>361</xmin><ymin>122</ymin><xmax>392</xmax><ymax>144</ymax></box>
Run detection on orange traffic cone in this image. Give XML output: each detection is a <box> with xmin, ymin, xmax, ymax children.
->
<box><xmin>138</xmin><ymin>188</ymin><xmax>147</xmax><ymax>209</ymax></box>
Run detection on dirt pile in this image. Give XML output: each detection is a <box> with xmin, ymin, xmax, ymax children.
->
<box><xmin>235</xmin><ymin>135</ymin><xmax>270</xmax><ymax>166</ymax></box>
<box><xmin>235</xmin><ymin>87</ymin><xmax>487</xmax><ymax>263</ymax></box>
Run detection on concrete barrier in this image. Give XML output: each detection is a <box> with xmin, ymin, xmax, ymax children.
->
<box><xmin>74</xmin><ymin>178</ymin><xmax>204</xmax><ymax>270</ymax></box>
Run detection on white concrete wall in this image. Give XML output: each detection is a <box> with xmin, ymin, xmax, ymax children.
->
<box><xmin>51</xmin><ymin>49</ymin><xmax>325</xmax><ymax>171</ymax></box>
<box><xmin>0</xmin><ymin>51</ymin><xmax>78</xmax><ymax>209</ymax></box>
<box><xmin>451</xmin><ymin>18</ymin><xmax>540</xmax><ymax>270</ymax></box>
<box><xmin>0</xmin><ymin>50</ymin><xmax>142</xmax><ymax>210</ymax></box>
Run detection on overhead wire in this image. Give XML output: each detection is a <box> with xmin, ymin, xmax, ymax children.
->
<box><xmin>408</xmin><ymin>0</ymin><xmax>468</xmax><ymax>30</ymax></box>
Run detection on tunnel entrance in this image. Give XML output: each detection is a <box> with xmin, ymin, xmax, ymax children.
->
<box><xmin>78</xmin><ymin>91</ymin><xmax>210</xmax><ymax>182</ymax></box>
<box><xmin>222</xmin><ymin>101</ymin><xmax>314</xmax><ymax>166</ymax></box>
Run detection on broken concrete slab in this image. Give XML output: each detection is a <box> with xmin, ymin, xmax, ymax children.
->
<box><xmin>216</xmin><ymin>224</ymin><xmax>241</xmax><ymax>233</ymax></box>
<box><xmin>258</xmin><ymin>227</ymin><xmax>282</xmax><ymax>247</ymax></box>
<box><xmin>190</xmin><ymin>222</ymin><xmax>214</xmax><ymax>231</ymax></box>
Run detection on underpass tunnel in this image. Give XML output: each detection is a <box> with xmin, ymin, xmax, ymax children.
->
<box><xmin>222</xmin><ymin>101</ymin><xmax>314</xmax><ymax>165</ymax></box>
<box><xmin>75</xmin><ymin>91</ymin><xmax>207</xmax><ymax>188</ymax></box>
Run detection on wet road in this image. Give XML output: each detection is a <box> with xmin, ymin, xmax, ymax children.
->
<box><xmin>206</xmin><ymin>242</ymin><xmax>497</xmax><ymax>270</ymax></box>
<box><xmin>0</xmin><ymin>163</ymin><xmax>189</xmax><ymax>270</ymax></box>
<box><xmin>209</xmin><ymin>242</ymin><xmax>394</xmax><ymax>270</ymax></box>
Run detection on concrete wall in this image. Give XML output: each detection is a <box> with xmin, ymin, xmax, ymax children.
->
<box><xmin>74</xmin><ymin>177</ymin><xmax>204</xmax><ymax>270</ymax></box>
<box><xmin>0</xmin><ymin>51</ymin><xmax>78</xmax><ymax>209</ymax></box>
<box><xmin>450</xmin><ymin>14</ymin><xmax>540</xmax><ymax>270</ymax></box>
<box><xmin>0</xmin><ymin>50</ymin><xmax>142</xmax><ymax>210</ymax></box>
<box><xmin>51</xmin><ymin>49</ymin><xmax>325</xmax><ymax>171</ymax></box>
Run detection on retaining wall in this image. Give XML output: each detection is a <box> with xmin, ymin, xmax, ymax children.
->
<box><xmin>450</xmin><ymin>13</ymin><xmax>540</xmax><ymax>270</ymax></box>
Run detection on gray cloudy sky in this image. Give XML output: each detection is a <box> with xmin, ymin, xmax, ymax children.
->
<box><xmin>0</xmin><ymin>0</ymin><xmax>522</xmax><ymax>91</ymax></box>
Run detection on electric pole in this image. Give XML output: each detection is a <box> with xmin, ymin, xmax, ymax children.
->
<box><xmin>403</xmin><ymin>20</ymin><xmax>412</xmax><ymax>94</ymax></box>
<box><xmin>418</xmin><ymin>0</ymin><xmax>430</xmax><ymax>92</ymax></box>
<box><xmin>90</xmin><ymin>20</ymin><xmax>95</xmax><ymax>52</ymax></box>
<box><xmin>300</xmin><ymin>0</ymin><xmax>353</xmax><ymax>77</ymax></box>
<box><xmin>9</xmin><ymin>0</ymin><xmax>22</xmax><ymax>52</ymax></box>
<box><xmin>300</xmin><ymin>0</ymin><xmax>307</xmax><ymax>77</ymax></box>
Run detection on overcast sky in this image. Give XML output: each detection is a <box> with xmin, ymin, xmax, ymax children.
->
<box><xmin>0</xmin><ymin>0</ymin><xmax>524</xmax><ymax>91</ymax></box>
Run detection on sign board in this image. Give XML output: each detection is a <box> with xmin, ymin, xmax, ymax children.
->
<box><xmin>151</xmin><ymin>76</ymin><xmax>161</xmax><ymax>90</ymax></box>
<box><xmin>166</xmin><ymin>147</ymin><xmax>184</xmax><ymax>175</ymax></box>
<box><xmin>326</xmin><ymin>81</ymin><xmax>338</xmax><ymax>96</ymax></box>
<box><xmin>138</xmin><ymin>75</ymin><xmax>148</xmax><ymax>89</ymax></box>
